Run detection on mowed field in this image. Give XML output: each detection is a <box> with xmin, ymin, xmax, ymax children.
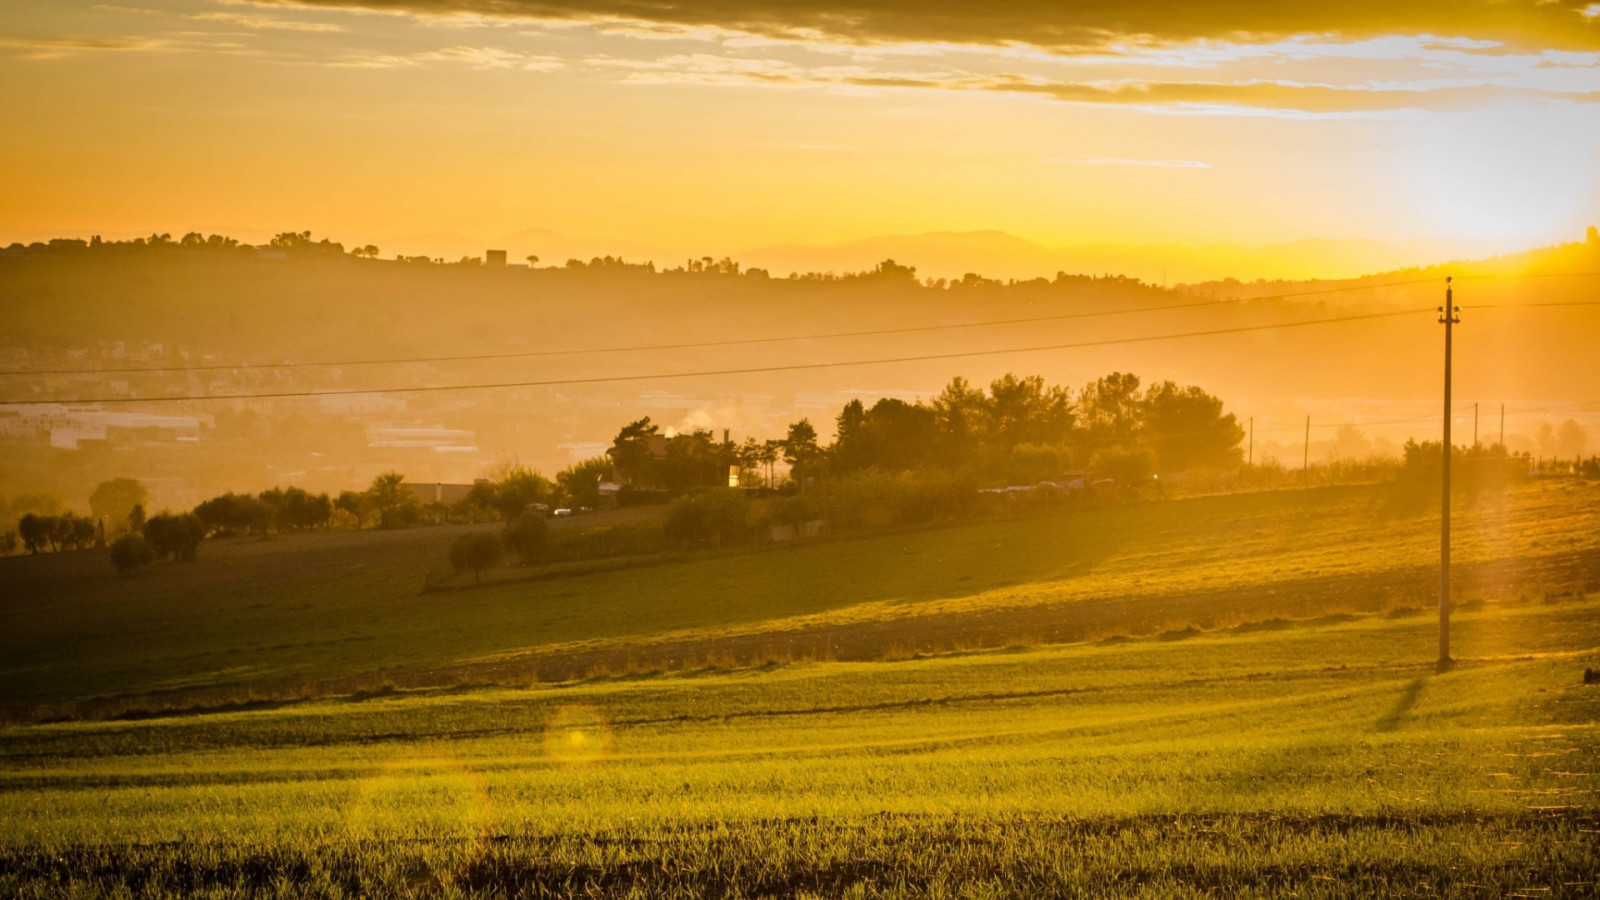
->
<box><xmin>1</xmin><ymin>478</ymin><xmax>1598</xmax><ymax>896</ymax></box>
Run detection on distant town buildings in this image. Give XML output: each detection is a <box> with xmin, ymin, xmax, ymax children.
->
<box><xmin>0</xmin><ymin>404</ymin><xmax>204</xmax><ymax>449</ymax></box>
<box><xmin>405</xmin><ymin>481</ymin><xmax>474</xmax><ymax>506</ymax></box>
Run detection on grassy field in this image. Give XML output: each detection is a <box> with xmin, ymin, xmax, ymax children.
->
<box><xmin>1</xmin><ymin>593</ymin><xmax>1596</xmax><ymax>897</ymax></box>
<box><xmin>3</xmin><ymin>479</ymin><xmax>1599</xmax><ymax>719</ymax></box>
<box><xmin>0</xmin><ymin>480</ymin><xmax>1597</xmax><ymax>895</ymax></box>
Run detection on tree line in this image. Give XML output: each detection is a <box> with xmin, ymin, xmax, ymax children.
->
<box><xmin>606</xmin><ymin>371</ymin><xmax>1244</xmax><ymax>498</ymax></box>
<box><xmin>6</xmin><ymin>231</ymin><xmax>1170</xmax><ymax>293</ymax></box>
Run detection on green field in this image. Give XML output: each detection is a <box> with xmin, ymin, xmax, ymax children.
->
<box><xmin>3</xmin><ymin>479</ymin><xmax>1598</xmax><ymax>718</ymax></box>
<box><xmin>2</xmin><ymin>596</ymin><xmax>1597</xmax><ymax>896</ymax></box>
<box><xmin>2</xmin><ymin>479</ymin><xmax>1598</xmax><ymax>896</ymax></box>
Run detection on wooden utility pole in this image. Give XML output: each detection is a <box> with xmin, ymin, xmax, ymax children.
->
<box><xmin>1248</xmin><ymin>417</ymin><xmax>1254</xmax><ymax>466</ymax></box>
<box><xmin>1499</xmin><ymin>404</ymin><xmax>1505</xmax><ymax>449</ymax></box>
<box><xmin>1438</xmin><ymin>279</ymin><xmax>1460</xmax><ymax>672</ymax></box>
<box><xmin>1302</xmin><ymin>415</ymin><xmax>1311</xmax><ymax>475</ymax></box>
<box><xmin>1474</xmin><ymin>403</ymin><xmax>1479</xmax><ymax>447</ymax></box>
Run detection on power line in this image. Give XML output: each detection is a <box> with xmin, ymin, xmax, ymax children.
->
<box><xmin>3</xmin><ymin>308</ymin><xmax>1428</xmax><ymax>407</ymax></box>
<box><xmin>0</xmin><ymin>275</ymin><xmax>1451</xmax><ymax>378</ymax></box>
<box><xmin>1455</xmin><ymin>271</ymin><xmax>1600</xmax><ymax>281</ymax></box>
<box><xmin>1238</xmin><ymin>399</ymin><xmax>1600</xmax><ymax>440</ymax></box>
<box><xmin>1467</xmin><ymin>300</ymin><xmax>1600</xmax><ymax>310</ymax></box>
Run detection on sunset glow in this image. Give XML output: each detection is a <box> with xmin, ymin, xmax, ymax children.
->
<box><xmin>5</xmin><ymin>1</ymin><xmax>1599</xmax><ymax>277</ymax></box>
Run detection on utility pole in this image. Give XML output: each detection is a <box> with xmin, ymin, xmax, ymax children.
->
<box><xmin>1302</xmin><ymin>415</ymin><xmax>1311</xmax><ymax>476</ymax></box>
<box><xmin>1437</xmin><ymin>278</ymin><xmax>1461</xmax><ymax>672</ymax></box>
<box><xmin>1499</xmin><ymin>404</ymin><xmax>1505</xmax><ymax>449</ymax></box>
<box><xmin>1473</xmin><ymin>402</ymin><xmax>1479</xmax><ymax>448</ymax></box>
<box><xmin>1248</xmin><ymin>417</ymin><xmax>1254</xmax><ymax>466</ymax></box>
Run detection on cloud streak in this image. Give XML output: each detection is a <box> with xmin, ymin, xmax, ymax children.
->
<box><xmin>599</xmin><ymin>53</ymin><xmax>1600</xmax><ymax>113</ymax></box>
<box><xmin>1049</xmin><ymin>157</ymin><xmax>1211</xmax><ymax>169</ymax></box>
<box><xmin>237</xmin><ymin>0</ymin><xmax>1600</xmax><ymax>51</ymax></box>
<box><xmin>193</xmin><ymin>11</ymin><xmax>346</xmax><ymax>31</ymax></box>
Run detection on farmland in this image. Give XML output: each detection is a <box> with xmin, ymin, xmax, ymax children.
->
<box><xmin>1</xmin><ymin>478</ymin><xmax>1598</xmax><ymax>896</ymax></box>
<box><xmin>2</xmin><ymin>478</ymin><xmax>1598</xmax><ymax>717</ymax></box>
<box><xmin>1</xmin><ymin>594</ymin><xmax>1596</xmax><ymax>897</ymax></box>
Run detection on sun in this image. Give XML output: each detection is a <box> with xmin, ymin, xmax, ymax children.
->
<box><xmin>1402</xmin><ymin>105</ymin><xmax>1600</xmax><ymax>247</ymax></box>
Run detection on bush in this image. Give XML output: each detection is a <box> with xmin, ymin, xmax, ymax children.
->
<box><xmin>664</xmin><ymin>488</ymin><xmax>751</xmax><ymax>548</ymax></box>
<box><xmin>109</xmin><ymin>534</ymin><xmax>154</xmax><ymax>575</ymax></box>
<box><xmin>817</xmin><ymin>469</ymin><xmax>977</xmax><ymax>531</ymax></box>
<box><xmin>1088</xmin><ymin>445</ymin><xmax>1156</xmax><ymax>489</ymax></box>
<box><xmin>143</xmin><ymin>513</ymin><xmax>206</xmax><ymax>561</ymax></box>
<box><xmin>502</xmin><ymin>512</ymin><xmax>549</xmax><ymax>565</ymax></box>
<box><xmin>193</xmin><ymin>493</ymin><xmax>273</xmax><ymax>536</ymax></box>
<box><xmin>449</xmin><ymin>532</ymin><xmax>503</xmax><ymax>581</ymax></box>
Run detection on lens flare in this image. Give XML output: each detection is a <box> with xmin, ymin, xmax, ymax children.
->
<box><xmin>543</xmin><ymin>703</ymin><xmax>614</xmax><ymax>766</ymax></box>
<box><xmin>344</xmin><ymin>754</ymin><xmax>495</xmax><ymax>889</ymax></box>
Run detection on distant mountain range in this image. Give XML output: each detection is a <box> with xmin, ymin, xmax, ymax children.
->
<box><xmin>2</xmin><ymin>223</ymin><xmax>1529</xmax><ymax>284</ymax></box>
<box><xmin>382</xmin><ymin>226</ymin><xmax>1511</xmax><ymax>285</ymax></box>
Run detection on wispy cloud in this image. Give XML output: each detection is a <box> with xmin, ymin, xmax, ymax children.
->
<box><xmin>192</xmin><ymin>11</ymin><xmax>346</xmax><ymax>32</ymax></box>
<box><xmin>0</xmin><ymin>35</ymin><xmax>169</xmax><ymax>59</ymax></box>
<box><xmin>581</xmin><ymin>50</ymin><xmax>1600</xmax><ymax>114</ymax></box>
<box><xmin>415</xmin><ymin>45</ymin><xmax>561</xmax><ymax>69</ymax></box>
<box><xmin>313</xmin><ymin>44</ymin><xmax>562</xmax><ymax>69</ymax></box>
<box><xmin>232</xmin><ymin>0</ymin><xmax>1600</xmax><ymax>53</ymax></box>
<box><xmin>1048</xmin><ymin>157</ymin><xmax>1211</xmax><ymax>169</ymax></box>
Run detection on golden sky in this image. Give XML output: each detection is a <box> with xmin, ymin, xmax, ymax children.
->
<box><xmin>3</xmin><ymin>0</ymin><xmax>1600</xmax><ymax>275</ymax></box>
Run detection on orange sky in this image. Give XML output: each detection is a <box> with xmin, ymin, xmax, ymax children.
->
<box><xmin>4</xmin><ymin>0</ymin><xmax>1600</xmax><ymax>278</ymax></box>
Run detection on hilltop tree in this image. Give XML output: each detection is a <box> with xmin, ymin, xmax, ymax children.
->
<box><xmin>53</xmin><ymin>513</ymin><xmax>94</xmax><ymax>551</ymax></box>
<box><xmin>1140</xmin><ymin>381</ymin><xmax>1245</xmax><ymax>472</ymax></box>
<box><xmin>609</xmin><ymin>417</ymin><xmax>661</xmax><ymax>486</ymax></box>
<box><xmin>18</xmin><ymin>513</ymin><xmax>51</xmax><ymax>553</ymax></box>
<box><xmin>931</xmin><ymin>376</ymin><xmax>987</xmax><ymax>458</ymax></box>
<box><xmin>143</xmin><ymin>513</ymin><xmax>205</xmax><ymax>561</ymax></box>
<box><xmin>1557</xmin><ymin>419</ymin><xmax>1588</xmax><ymax>457</ymax></box>
<box><xmin>492</xmin><ymin>466</ymin><xmax>554</xmax><ymax>520</ymax></box>
<box><xmin>366</xmin><ymin>472</ymin><xmax>420</xmax><ymax>529</ymax></box>
<box><xmin>831</xmin><ymin>398</ymin><xmax>941</xmax><ymax>473</ymax></box>
<box><xmin>781</xmin><ymin>419</ymin><xmax>822</xmax><ymax>486</ymax></box>
<box><xmin>1077</xmin><ymin>372</ymin><xmax>1144</xmax><ymax>451</ymax></box>
<box><xmin>985</xmin><ymin>373</ymin><xmax>1073</xmax><ymax>450</ymax></box>
<box><xmin>89</xmin><ymin>478</ymin><xmax>148</xmax><ymax>530</ymax></box>
<box><xmin>557</xmin><ymin>457</ymin><xmax>614</xmax><ymax>508</ymax></box>
<box><xmin>335</xmin><ymin>490</ymin><xmax>367</xmax><ymax>526</ymax></box>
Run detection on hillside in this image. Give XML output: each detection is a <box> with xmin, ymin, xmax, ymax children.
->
<box><xmin>3</xmin><ymin>478</ymin><xmax>1597</xmax><ymax>719</ymax></box>
<box><xmin>3</xmin><ymin>581</ymin><xmax>1596</xmax><ymax>896</ymax></box>
<box><xmin>3</xmin><ymin>236</ymin><xmax>1599</xmax><ymax>512</ymax></box>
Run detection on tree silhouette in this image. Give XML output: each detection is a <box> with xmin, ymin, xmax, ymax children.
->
<box><xmin>449</xmin><ymin>532</ymin><xmax>502</xmax><ymax>581</ymax></box>
<box><xmin>366</xmin><ymin>472</ymin><xmax>419</xmax><ymax>529</ymax></box>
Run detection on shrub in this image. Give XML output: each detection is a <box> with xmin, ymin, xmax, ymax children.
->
<box><xmin>109</xmin><ymin>534</ymin><xmax>154</xmax><ymax>575</ymax></box>
<box><xmin>1088</xmin><ymin>445</ymin><xmax>1156</xmax><ymax>489</ymax></box>
<box><xmin>818</xmin><ymin>469</ymin><xmax>977</xmax><ymax>531</ymax></box>
<box><xmin>143</xmin><ymin>513</ymin><xmax>206</xmax><ymax>561</ymax></box>
<box><xmin>502</xmin><ymin>512</ymin><xmax>549</xmax><ymax>565</ymax></box>
<box><xmin>449</xmin><ymin>532</ymin><xmax>503</xmax><ymax>581</ymax></box>
<box><xmin>664</xmin><ymin>488</ymin><xmax>751</xmax><ymax>548</ymax></box>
